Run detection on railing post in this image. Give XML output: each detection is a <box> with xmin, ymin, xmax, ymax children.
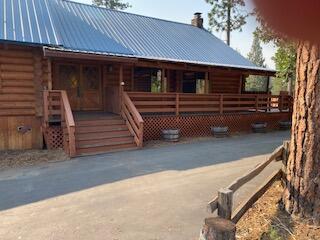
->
<box><xmin>69</xmin><ymin>126</ymin><xmax>76</xmax><ymax>157</ymax></box>
<box><xmin>138</xmin><ymin>122</ymin><xmax>144</xmax><ymax>148</ymax></box>
<box><xmin>199</xmin><ymin>217</ymin><xmax>236</xmax><ymax>240</ymax></box>
<box><xmin>219</xmin><ymin>94</ymin><xmax>224</xmax><ymax>114</ymax></box>
<box><xmin>43</xmin><ymin>91</ymin><xmax>49</xmax><ymax>127</ymax></box>
<box><xmin>175</xmin><ymin>93</ymin><xmax>180</xmax><ymax>116</ymax></box>
<box><xmin>255</xmin><ymin>95</ymin><xmax>259</xmax><ymax>112</ymax></box>
<box><xmin>279</xmin><ymin>95</ymin><xmax>284</xmax><ymax>112</ymax></box>
<box><xmin>218</xmin><ymin>188</ymin><xmax>233</xmax><ymax>220</ymax></box>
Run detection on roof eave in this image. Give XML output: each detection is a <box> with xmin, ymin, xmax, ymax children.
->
<box><xmin>43</xmin><ymin>47</ymin><xmax>276</xmax><ymax>76</ymax></box>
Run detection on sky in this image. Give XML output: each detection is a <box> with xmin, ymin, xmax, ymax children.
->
<box><xmin>76</xmin><ymin>0</ymin><xmax>276</xmax><ymax>68</ymax></box>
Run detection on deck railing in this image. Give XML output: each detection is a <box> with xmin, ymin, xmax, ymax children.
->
<box><xmin>43</xmin><ymin>90</ymin><xmax>76</xmax><ymax>157</ymax></box>
<box><xmin>127</xmin><ymin>92</ymin><xmax>293</xmax><ymax>115</ymax></box>
<box><xmin>121</xmin><ymin>92</ymin><xmax>144</xmax><ymax>147</ymax></box>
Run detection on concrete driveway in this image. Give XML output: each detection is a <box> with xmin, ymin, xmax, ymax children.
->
<box><xmin>0</xmin><ymin>131</ymin><xmax>289</xmax><ymax>240</ymax></box>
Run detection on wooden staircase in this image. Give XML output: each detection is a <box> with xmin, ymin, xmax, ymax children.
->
<box><xmin>73</xmin><ymin>115</ymin><xmax>137</xmax><ymax>156</ymax></box>
<box><xmin>44</xmin><ymin>90</ymin><xmax>144</xmax><ymax>157</ymax></box>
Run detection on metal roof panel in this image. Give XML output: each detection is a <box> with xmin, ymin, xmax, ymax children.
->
<box><xmin>0</xmin><ymin>0</ymin><xmax>272</xmax><ymax>71</ymax></box>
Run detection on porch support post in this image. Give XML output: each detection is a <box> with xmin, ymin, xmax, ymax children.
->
<box><xmin>205</xmin><ymin>72</ymin><xmax>209</xmax><ymax>94</ymax></box>
<box><xmin>161</xmin><ymin>68</ymin><xmax>167</xmax><ymax>93</ymax></box>
<box><xmin>119</xmin><ymin>64</ymin><xmax>124</xmax><ymax>112</ymax></box>
<box><xmin>266</xmin><ymin>75</ymin><xmax>271</xmax><ymax>93</ymax></box>
<box><xmin>131</xmin><ymin>66</ymin><xmax>135</xmax><ymax>91</ymax></box>
<box><xmin>47</xmin><ymin>58</ymin><xmax>52</xmax><ymax>90</ymax></box>
<box><xmin>238</xmin><ymin>75</ymin><xmax>243</xmax><ymax>94</ymax></box>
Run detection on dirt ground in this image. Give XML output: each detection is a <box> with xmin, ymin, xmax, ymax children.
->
<box><xmin>237</xmin><ymin>181</ymin><xmax>320</xmax><ymax>240</ymax></box>
<box><xmin>0</xmin><ymin>149</ymin><xmax>69</xmax><ymax>170</ymax></box>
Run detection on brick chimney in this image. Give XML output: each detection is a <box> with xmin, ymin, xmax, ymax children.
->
<box><xmin>191</xmin><ymin>12</ymin><xmax>203</xmax><ymax>28</ymax></box>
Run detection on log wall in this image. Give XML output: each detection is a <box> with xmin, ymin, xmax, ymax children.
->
<box><xmin>210</xmin><ymin>71</ymin><xmax>242</xmax><ymax>94</ymax></box>
<box><xmin>0</xmin><ymin>44</ymin><xmax>48</xmax><ymax>150</ymax></box>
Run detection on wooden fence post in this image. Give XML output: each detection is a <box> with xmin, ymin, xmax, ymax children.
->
<box><xmin>218</xmin><ymin>188</ymin><xmax>233</xmax><ymax>220</ymax></box>
<box><xmin>199</xmin><ymin>217</ymin><xmax>236</xmax><ymax>240</ymax></box>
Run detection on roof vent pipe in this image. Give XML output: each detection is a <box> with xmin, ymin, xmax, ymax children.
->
<box><xmin>191</xmin><ymin>12</ymin><xmax>203</xmax><ymax>28</ymax></box>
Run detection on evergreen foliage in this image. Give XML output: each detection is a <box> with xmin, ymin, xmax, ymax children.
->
<box><xmin>92</xmin><ymin>0</ymin><xmax>131</xmax><ymax>10</ymax></box>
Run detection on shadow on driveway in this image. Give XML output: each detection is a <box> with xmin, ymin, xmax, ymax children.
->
<box><xmin>0</xmin><ymin>131</ymin><xmax>289</xmax><ymax>211</ymax></box>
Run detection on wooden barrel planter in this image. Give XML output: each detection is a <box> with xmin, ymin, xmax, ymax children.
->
<box><xmin>279</xmin><ymin>120</ymin><xmax>292</xmax><ymax>130</ymax></box>
<box><xmin>162</xmin><ymin>129</ymin><xmax>181</xmax><ymax>142</ymax></box>
<box><xmin>211</xmin><ymin>126</ymin><xmax>229</xmax><ymax>138</ymax></box>
<box><xmin>252</xmin><ymin>122</ymin><xmax>267</xmax><ymax>133</ymax></box>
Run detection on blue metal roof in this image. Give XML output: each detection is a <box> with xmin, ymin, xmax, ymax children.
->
<box><xmin>0</xmin><ymin>0</ymin><xmax>271</xmax><ymax>71</ymax></box>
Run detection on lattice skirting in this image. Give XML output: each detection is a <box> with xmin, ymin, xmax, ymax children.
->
<box><xmin>44</xmin><ymin>126</ymin><xmax>64</xmax><ymax>150</ymax></box>
<box><xmin>143</xmin><ymin>112</ymin><xmax>292</xmax><ymax>141</ymax></box>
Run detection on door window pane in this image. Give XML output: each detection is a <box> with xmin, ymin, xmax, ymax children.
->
<box><xmin>83</xmin><ymin>66</ymin><xmax>100</xmax><ymax>90</ymax></box>
<box><xmin>59</xmin><ymin>64</ymin><xmax>79</xmax><ymax>90</ymax></box>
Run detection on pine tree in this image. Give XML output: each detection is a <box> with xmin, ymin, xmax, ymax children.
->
<box><xmin>247</xmin><ymin>34</ymin><xmax>265</xmax><ymax>67</ymax></box>
<box><xmin>92</xmin><ymin>0</ymin><xmax>131</xmax><ymax>10</ymax></box>
<box><xmin>205</xmin><ymin>0</ymin><xmax>250</xmax><ymax>46</ymax></box>
<box><xmin>271</xmin><ymin>43</ymin><xmax>296</xmax><ymax>94</ymax></box>
<box><xmin>254</xmin><ymin>1</ymin><xmax>320</xmax><ymax>225</ymax></box>
<box><xmin>245</xmin><ymin>34</ymin><xmax>267</xmax><ymax>92</ymax></box>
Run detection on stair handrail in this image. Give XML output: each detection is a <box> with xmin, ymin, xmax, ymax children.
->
<box><xmin>122</xmin><ymin>92</ymin><xmax>144</xmax><ymax>147</ymax></box>
<box><xmin>60</xmin><ymin>90</ymin><xmax>76</xmax><ymax>157</ymax></box>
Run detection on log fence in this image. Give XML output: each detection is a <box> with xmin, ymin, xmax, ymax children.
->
<box><xmin>200</xmin><ymin>142</ymin><xmax>290</xmax><ymax>240</ymax></box>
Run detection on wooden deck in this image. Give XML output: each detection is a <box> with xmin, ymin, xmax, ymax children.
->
<box><xmin>43</xmin><ymin>90</ymin><xmax>293</xmax><ymax>157</ymax></box>
<box><xmin>127</xmin><ymin>92</ymin><xmax>292</xmax><ymax>115</ymax></box>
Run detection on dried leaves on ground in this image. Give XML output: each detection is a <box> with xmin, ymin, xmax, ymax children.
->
<box><xmin>237</xmin><ymin>181</ymin><xmax>320</xmax><ymax>240</ymax></box>
<box><xmin>0</xmin><ymin>149</ymin><xmax>69</xmax><ymax>170</ymax></box>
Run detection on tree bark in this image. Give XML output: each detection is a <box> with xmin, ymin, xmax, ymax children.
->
<box><xmin>283</xmin><ymin>41</ymin><xmax>320</xmax><ymax>224</ymax></box>
<box><xmin>226</xmin><ymin>1</ymin><xmax>231</xmax><ymax>46</ymax></box>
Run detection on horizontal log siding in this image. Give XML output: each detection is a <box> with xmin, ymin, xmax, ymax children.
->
<box><xmin>210</xmin><ymin>71</ymin><xmax>242</xmax><ymax>94</ymax></box>
<box><xmin>0</xmin><ymin>44</ymin><xmax>47</xmax><ymax>150</ymax></box>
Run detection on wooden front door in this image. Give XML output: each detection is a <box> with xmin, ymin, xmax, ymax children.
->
<box><xmin>81</xmin><ymin>65</ymin><xmax>102</xmax><ymax>110</ymax></box>
<box><xmin>56</xmin><ymin>64</ymin><xmax>102</xmax><ymax>111</ymax></box>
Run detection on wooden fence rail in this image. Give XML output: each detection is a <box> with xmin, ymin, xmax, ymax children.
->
<box><xmin>200</xmin><ymin>142</ymin><xmax>290</xmax><ymax>240</ymax></box>
<box><xmin>127</xmin><ymin>92</ymin><xmax>293</xmax><ymax>115</ymax></box>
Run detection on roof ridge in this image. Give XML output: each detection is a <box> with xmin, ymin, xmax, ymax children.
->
<box><xmin>60</xmin><ymin>0</ymin><xmax>201</xmax><ymax>29</ymax></box>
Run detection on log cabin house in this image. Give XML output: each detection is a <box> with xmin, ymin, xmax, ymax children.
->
<box><xmin>0</xmin><ymin>0</ymin><xmax>292</xmax><ymax>157</ymax></box>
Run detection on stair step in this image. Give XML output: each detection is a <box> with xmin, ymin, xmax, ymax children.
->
<box><xmin>75</xmin><ymin>125</ymin><xmax>128</xmax><ymax>134</ymax></box>
<box><xmin>75</xmin><ymin>119</ymin><xmax>125</xmax><ymax>127</ymax></box>
<box><xmin>76</xmin><ymin>143</ymin><xmax>138</xmax><ymax>156</ymax></box>
<box><xmin>77</xmin><ymin>137</ymin><xmax>134</xmax><ymax>148</ymax></box>
<box><xmin>75</xmin><ymin>130</ymin><xmax>132</xmax><ymax>141</ymax></box>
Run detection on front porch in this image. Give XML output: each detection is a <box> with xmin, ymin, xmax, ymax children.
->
<box><xmin>40</xmin><ymin>53</ymin><xmax>293</xmax><ymax>157</ymax></box>
<box><xmin>43</xmin><ymin>89</ymin><xmax>292</xmax><ymax>157</ymax></box>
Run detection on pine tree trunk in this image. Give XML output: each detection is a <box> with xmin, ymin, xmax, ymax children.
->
<box><xmin>283</xmin><ymin>41</ymin><xmax>320</xmax><ymax>224</ymax></box>
<box><xmin>226</xmin><ymin>0</ymin><xmax>231</xmax><ymax>46</ymax></box>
